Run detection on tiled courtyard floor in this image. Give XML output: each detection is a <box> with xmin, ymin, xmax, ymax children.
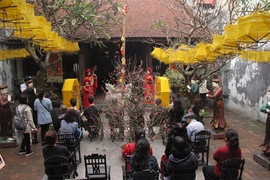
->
<box><xmin>1</xmin><ymin>104</ymin><xmax>270</xmax><ymax>179</ymax></box>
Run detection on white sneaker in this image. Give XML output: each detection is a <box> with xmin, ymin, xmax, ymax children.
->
<box><xmin>26</xmin><ymin>151</ymin><xmax>33</xmax><ymax>156</ymax></box>
<box><xmin>7</xmin><ymin>138</ymin><xmax>14</xmax><ymax>141</ymax></box>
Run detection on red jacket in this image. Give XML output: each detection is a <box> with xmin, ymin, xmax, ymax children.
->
<box><xmin>213</xmin><ymin>144</ymin><xmax>241</xmax><ymax>177</ymax></box>
<box><xmin>122</xmin><ymin>142</ymin><xmax>153</xmax><ymax>157</ymax></box>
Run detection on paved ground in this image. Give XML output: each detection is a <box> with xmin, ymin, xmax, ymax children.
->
<box><xmin>1</xmin><ymin>103</ymin><xmax>270</xmax><ymax>179</ymax></box>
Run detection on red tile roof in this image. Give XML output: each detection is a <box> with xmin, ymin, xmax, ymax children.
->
<box><xmin>110</xmin><ymin>0</ymin><xmax>191</xmax><ymax>38</ymax></box>
<box><xmin>73</xmin><ymin>0</ymin><xmax>211</xmax><ymax>41</ymax></box>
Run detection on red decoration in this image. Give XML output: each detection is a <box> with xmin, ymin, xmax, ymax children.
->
<box><xmin>124</xmin><ymin>5</ymin><xmax>129</xmax><ymax>13</ymax></box>
<box><xmin>170</xmin><ymin>63</ymin><xmax>176</xmax><ymax>70</ymax></box>
<box><xmin>120</xmin><ymin>46</ymin><xmax>125</xmax><ymax>56</ymax></box>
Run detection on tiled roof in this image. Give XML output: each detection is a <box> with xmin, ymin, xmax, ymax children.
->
<box><xmin>74</xmin><ymin>0</ymin><xmax>211</xmax><ymax>41</ymax></box>
<box><xmin>109</xmin><ymin>0</ymin><xmax>192</xmax><ymax>38</ymax></box>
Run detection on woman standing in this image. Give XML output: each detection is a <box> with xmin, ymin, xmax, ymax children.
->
<box><xmin>203</xmin><ymin>129</ymin><xmax>241</xmax><ymax>180</ymax></box>
<box><xmin>17</xmin><ymin>94</ymin><xmax>37</xmax><ymax>156</ymax></box>
<box><xmin>34</xmin><ymin>90</ymin><xmax>53</xmax><ymax>146</ymax></box>
<box><xmin>24</xmin><ymin>78</ymin><xmax>38</xmax><ymax>144</ymax></box>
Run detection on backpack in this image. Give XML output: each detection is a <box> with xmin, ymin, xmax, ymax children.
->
<box><xmin>14</xmin><ymin>106</ymin><xmax>28</xmax><ymax>132</ymax></box>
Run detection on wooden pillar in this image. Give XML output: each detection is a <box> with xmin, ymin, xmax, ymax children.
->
<box><xmin>78</xmin><ymin>43</ymin><xmax>85</xmax><ymax>83</ymax></box>
<box><xmin>145</xmin><ymin>44</ymin><xmax>153</xmax><ymax>69</ymax></box>
<box><xmin>16</xmin><ymin>59</ymin><xmax>23</xmax><ymax>79</ymax></box>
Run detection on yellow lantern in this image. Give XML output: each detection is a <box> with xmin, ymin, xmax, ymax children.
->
<box><xmin>237</xmin><ymin>10</ymin><xmax>270</xmax><ymax>43</ymax></box>
<box><xmin>223</xmin><ymin>23</ymin><xmax>238</xmax><ymax>48</ymax></box>
<box><xmin>175</xmin><ymin>50</ymin><xmax>187</xmax><ymax>63</ymax></box>
<box><xmin>211</xmin><ymin>34</ymin><xmax>224</xmax><ymax>51</ymax></box>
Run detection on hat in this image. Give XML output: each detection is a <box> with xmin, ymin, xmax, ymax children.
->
<box><xmin>183</xmin><ymin>112</ymin><xmax>196</xmax><ymax>119</ymax></box>
<box><xmin>181</xmin><ymin>117</ymin><xmax>187</xmax><ymax>123</ymax></box>
<box><xmin>24</xmin><ymin>76</ymin><xmax>31</xmax><ymax>82</ymax></box>
<box><xmin>191</xmin><ymin>76</ymin><xmax>197</xmax><ymax>80</ymax></box>
<box><xmin>0</xmin><ymin>84</ymin><xmax>8</xmax><ymax>89</ymax></box>
<box><xmin>27</xmin><ymin>79</ymin><xmax>33</xmax><ymax>83</ymax></box>
<box><xmin>85</xmin><ymin>68</ymin><xmax>92</xmax><ymax>74</ymax></box>
<box><xmin>212</xmin><ymin>79</ymin><xmax>220</xmax><ymax>83</ymax></box>
<box><xmin>147</xmin><ymin>67</ymin><xmax>152</xmax><ymax>74</ymax></box>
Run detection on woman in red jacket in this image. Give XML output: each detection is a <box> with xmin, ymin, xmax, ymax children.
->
<box><xmin>203</xmin><ymin>129</ymin><xmax>241</xmax><ymax>180</ymax></box>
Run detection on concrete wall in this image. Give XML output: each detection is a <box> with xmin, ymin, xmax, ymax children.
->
<box><xmin>0</xmin><ymin>59</ymin><xmax>14</xmax><ymax>93</ymax></box>
<box><xmin>222</xmin><ymin>57</ymin><xmax>270</xmax><ymax>123</ymax></box>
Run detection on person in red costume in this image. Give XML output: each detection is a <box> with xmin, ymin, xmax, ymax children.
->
<box><xmin>83</xmin><ymin>68</ymin><xmax>98</xmax><ymax>108</ymax></box>
<box><xmin>143</xmin><ymin>67</ymin><xmax>155</xmax><ymax>105</ymax></box>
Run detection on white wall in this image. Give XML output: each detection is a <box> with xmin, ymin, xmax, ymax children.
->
<box><xmin>222</xmin><ymin>56</ymin><xmax>270</xmax><ymax>123</ymax></box>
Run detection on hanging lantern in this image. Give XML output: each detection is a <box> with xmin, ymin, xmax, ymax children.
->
<box><xmin>211</xmin><ymin>34</ymin><xmax>224</xmax><ymax>51</ymax></box>
<box><xmin>175</xmin><ymin>50</ymin><xmax>187</xmax><ymax>63</ymax></box>
<box><xmin>237</xmin><ymin>10</ymin><xmax>270</xmax><ymax>43</ymax></box>
<box><xmin>223</xmin><ymin>23</ymin><xmax>239</xmax><ymax>48</ymax></box>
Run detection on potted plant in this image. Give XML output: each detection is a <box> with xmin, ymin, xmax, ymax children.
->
<box><xmin>163</xmin><ymin>68</ymin><xmax>186</xmax><ymax>95</ymax></box>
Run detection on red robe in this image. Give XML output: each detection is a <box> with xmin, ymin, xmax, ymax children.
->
<box><xmin>83</xmin><ymin>74</ymin><xmax>98</xmax><ymax>108</ymax></box>
<box><xmin>143</xmin><ymin>74</ymin><xmax>155</xmax><ymax>105</ymax></box>
<box><xmin>83</xmin><ymin>86</ymin><xmax>91</xmax><ymax>108</ymax></box>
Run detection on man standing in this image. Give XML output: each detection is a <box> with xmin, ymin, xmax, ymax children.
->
<box><xmin>184</xmin><ymin>112</ymin><xmax>204</xmax><ymax>143</ymax></box>
<box><xmin>20</xmin><ymin>76</ymin><xmax>30</xmax><ymax>93</ymax></box>
<box><xmin>199</xmin><ymin>79</ymin><xmax>208</xmax><ymax>108</ymax></box>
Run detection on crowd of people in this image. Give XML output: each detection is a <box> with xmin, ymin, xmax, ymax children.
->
<box><xmin>13</xmin><ymin>75</ymin><xmax>101</xmax><ymax>157</ymax></box>
<box><xmin>0</xmin><ymin>72</ymin><xmax>245</xmax><ymax>179</ymax></box>
<box><xmin>119</xmin><ymin>89</ymin><xmax>242</xmax><ymax>179</ymax></box>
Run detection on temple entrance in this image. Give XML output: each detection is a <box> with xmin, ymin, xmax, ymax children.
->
<box><xmin>86</xmin><ymin>41</ymin><xmax>154</xmax><ymax>95</ymax></box>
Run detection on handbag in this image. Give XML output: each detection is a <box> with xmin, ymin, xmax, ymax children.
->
<box><xmin>69</xmin><ymin>123</ymin><xmax>83</xmax><ymax>140</ymax></box>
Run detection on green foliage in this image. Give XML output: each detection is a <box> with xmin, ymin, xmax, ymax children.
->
<box><xmin>153</xmin><ymin>21</ymin><xmax>167</xmax><ymax>29</ymax></box>
<box><xmin>163</xmin><ymin>68</ymin><xmax>184</xmax><ymax>88</ymax></box>
<box><xmin>36</xmin><ymin>0</ymin><xmax>120</xmax><ymax>42</ymax></box>
<box><xmin>260</xmin><ymin>0</ymin><xmax>270</xmax><ymax>10</ymax></box>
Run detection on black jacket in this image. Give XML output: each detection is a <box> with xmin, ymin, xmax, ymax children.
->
<box><xmin>166</xmin><ymin>152</ymin><xmax>198</xmax><ymax>178</ymax></box>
